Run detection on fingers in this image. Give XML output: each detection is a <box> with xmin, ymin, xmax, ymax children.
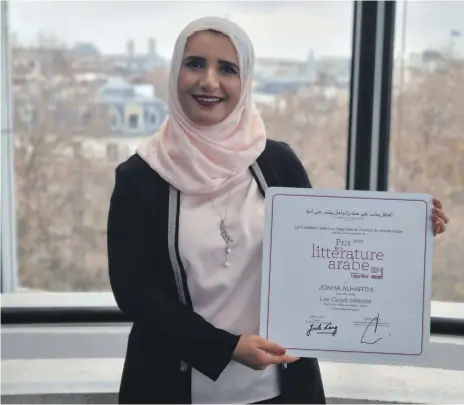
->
<box><xmin>263</xmin><ymin>352</ymin><xmax>300</xmax><ymax>365</ymax></box>
<box><xmin>252</xmin><ymin>352</ymin><xmax>299</xmax><ymax>370</ymax></box>
<box><xmin>431</xmin><ymin>198</ymin><xmax>449</xmax><ymax>237</ymax></box>
<box><xmin>257</xmin><ymin>338</ymin><xmax>299</xmax><ymax>366</ymax></box>
<box><xmin>433</xmin><ymin>198</ymin><xmax>443</xmax><ymax>210</ymax></box>
<box><xmin>433</xmin><ymin>218</ymin><xmax>446</xmax><ymax>236</ymax></box>
<box><xmin>281</xmin><ymin>354</ymin><xmax>300</xmax><ymax>363</ymax></box>
<box><xmin>233</xmin><ymin>335</ymin><xmax>299</xmax><ymax>371</ymax></box>
<box><xmin>258</xmin><ymin>339</ymin><xmax>286</xmax><ymax>356</ymax></box>
<box><xmin>433</xmin><ymin>207</ymin><xmax>449</xmax><ymax>224</ymax></box>
<box><xmin>432</xmin><ymin>205</ymin><xmax>449</xmax><ymax>236</ymax></box>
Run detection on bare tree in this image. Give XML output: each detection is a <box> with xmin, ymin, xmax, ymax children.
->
<box><xmin>13</xmin><ymin>40</ymin><xmax>113</xmax><ymax>291</ymax></box>
<box><xmin>262</xmin><ymin>87</ymin><xmax>349</xmax><ymax>189</ymax></box>
<box><xmin>390</xmin><ymin>54</ymin><xmax>464</xmax><ymax>301</ymax></box>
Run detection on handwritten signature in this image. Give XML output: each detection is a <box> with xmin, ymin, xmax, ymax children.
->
<box><xmin>307</xmin><ymin>322</ymin><xmax>338</xmax><ymax>337</ymax></box>
<box><xmin>360</xmin><ymin>313</ymin><xmax>384</xmax><ymax>345</ymax></box>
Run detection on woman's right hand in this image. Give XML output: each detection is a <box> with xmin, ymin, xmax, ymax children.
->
<box><xmin>232</xmin><ymin>334</ymin><xmax>299</xmax><ymax>370</ymax></box>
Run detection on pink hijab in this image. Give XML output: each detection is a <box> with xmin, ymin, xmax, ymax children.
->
<box><xmin>136</xmin><ymin>16</ymin><xmax>266</xmax><ymax>195</ymax></box>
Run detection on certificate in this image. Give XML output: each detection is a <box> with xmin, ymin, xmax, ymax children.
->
<box><xmin>259</xmin><ymin>188</ymin><xmax>434</xmax><ymax>362</ymax></box>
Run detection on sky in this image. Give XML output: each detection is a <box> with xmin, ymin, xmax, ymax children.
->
<box><xmin>8</xmin><ymin>0</ymin><xmax>464</xmax><ymax>60</ymax></box>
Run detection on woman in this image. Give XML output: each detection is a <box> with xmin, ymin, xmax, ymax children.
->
<box><xmin>107</xmin><ymin>16</ymin><xmax>449</xmax><ymax>405</ymax></box>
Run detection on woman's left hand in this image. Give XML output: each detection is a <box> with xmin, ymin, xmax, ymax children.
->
<box><xmin>433</xmin><ymin>198</ymin><xmax>449</xmax><ymax>236</ymax></box>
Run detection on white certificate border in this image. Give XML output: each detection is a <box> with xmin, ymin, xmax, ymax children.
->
<box><xmin>263</xmin><ymin>192</ymin><xmax>430</xmax><ymax>357</ymax></box>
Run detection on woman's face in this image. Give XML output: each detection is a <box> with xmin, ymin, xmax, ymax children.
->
<box><xmin>178</xmin><ymin>30</ymin><xmax>241</xmax><ymax>126</ymax></box>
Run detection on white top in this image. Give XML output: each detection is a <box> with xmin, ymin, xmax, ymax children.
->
<box><xmin>179</xmin><ymin>170</ymin><xmax>280</xmax><ymax>404</ymax></box>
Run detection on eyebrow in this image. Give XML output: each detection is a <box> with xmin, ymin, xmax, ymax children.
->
<box><xmin>183</xmin><ymin>55</ymin><xmax>239</xmax><ymax>72</ymax></box>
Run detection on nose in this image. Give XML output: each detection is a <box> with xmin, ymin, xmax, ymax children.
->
<box><xmin>199</xmin><ymin>67</ymin><xmax>219</xmax><ymax>92</ymax></box>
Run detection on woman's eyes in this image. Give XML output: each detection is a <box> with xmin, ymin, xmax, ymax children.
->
<box><xmin>185</xmin><ymin>60</ymin><xmax>238</xmax><ymax>75</ymax></box>
<box><xmin>186</xmin><ymin>59</ymin><xmax>204</xmax><ymax>69</ymax></box>
<box><xmin>221</xmin><ymin>65</ymin><xmax>238</xmax><ymax>75</ymax></box>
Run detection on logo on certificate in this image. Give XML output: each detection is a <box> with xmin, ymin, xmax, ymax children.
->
<box><xmin>370</xmin><ymin>267</ymin><xmax>384</xmax><ymax>279</ymax></box>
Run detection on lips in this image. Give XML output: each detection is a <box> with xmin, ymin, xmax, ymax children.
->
<box><xmin>192</xmin><ymin>95</ymin><xmax>223</xmax><ymax>108</ymax></box>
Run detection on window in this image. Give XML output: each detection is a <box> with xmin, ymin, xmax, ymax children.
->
<box><xmin>390</xmin><ymin>1</ymin><xmax>464</xmax><ymax>302</ymax></box>
<box><xmin>109</xmin><ymin>105</ymin><xmax>122</xmax><ymax>131</ymax></box>
<box><xmin>145</xmin><ymin>107</ymin><xmax>160</xmax><ymax>127</ymax></box>
<box><xmin>7</xmin><ymin>1</ymin><xmax>352</xmax><ymax>292</ymax></box>
<box><xmin>128</xmin><ymin>113</ymin><xmax>139</xmax><ymax>129</ymax></box>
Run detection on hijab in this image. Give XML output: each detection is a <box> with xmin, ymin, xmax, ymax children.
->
<box><xmin>136</xmin><ymin>16</ymin><xmax>267</xmax><ymax>195</ymax></box>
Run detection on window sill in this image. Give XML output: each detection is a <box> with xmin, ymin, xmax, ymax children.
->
<box><xmin>1</xmin><ymin>358</ymin><xmax>463</xmax><ymax>404</ymax></box>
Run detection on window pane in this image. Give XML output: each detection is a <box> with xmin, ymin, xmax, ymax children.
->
<box><xmin>390</xmin><ymin>1</ymin><xmax>464</xmax><ymax>302</ymax></box>
<box><xmin>10</xmin><ymin>1</ymin><xmax>352</xmax><ymax>292</ymax></box>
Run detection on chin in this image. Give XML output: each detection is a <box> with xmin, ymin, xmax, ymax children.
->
<box><xmin>192</xmin><ymin>113</ymin><xmax>226</xmax><ymax>127</ymax></box>
<box><xmin>199</xmin><ymin>118</ymin><xmax>224</xmax><ymax>126</ymax></box>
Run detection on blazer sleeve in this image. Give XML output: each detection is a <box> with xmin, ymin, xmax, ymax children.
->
<box><xmin>280</xmin><ymin>141</ymin><xmax>313</xmax><ymax>188</ymax></box>
<box><xmin>107</xmin><ymin>167</ymin><xmax>240</xmax><ymax>381</ymax></box>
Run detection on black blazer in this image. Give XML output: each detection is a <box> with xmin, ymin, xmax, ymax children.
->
<box><xmin>107</xmin><ymin>139</ymin><xmax>326</xmax><ymax>404</ymax></box>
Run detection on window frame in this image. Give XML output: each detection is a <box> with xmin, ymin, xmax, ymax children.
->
<box><xmin>1</xmin><ymin>0</ymin><xmax>19</xmax><ymax>293</ymax></box>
